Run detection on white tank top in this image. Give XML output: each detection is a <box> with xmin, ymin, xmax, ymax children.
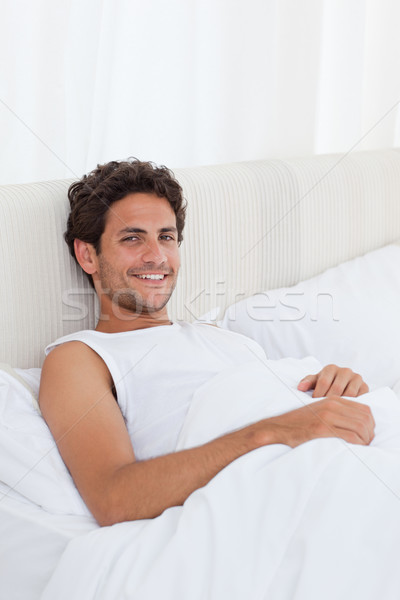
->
<box><xmin>45</xmin><ymin>322</ymin><xmax>266</xmax><ymax>460</ymax></box>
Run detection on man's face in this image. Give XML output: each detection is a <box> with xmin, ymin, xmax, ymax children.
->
<box><xmin>92</xmin><ymin>192</ymin><xmax>180</xmax><ymax>317</ymax></box>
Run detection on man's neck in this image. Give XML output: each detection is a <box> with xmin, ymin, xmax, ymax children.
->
<box><xmin>95</xmin><ymin>311</ymin><xmax>172</xmax><ymax>333</ymax></box>
<box><xmin>96</xmin><ymin>317</ymin><xmax>172</xmax><ymax>333</ymax></box>
<box><xmin>93</xmin><ymin>291</ymin><xmax>173</xmax><ymax>333</ymax></box>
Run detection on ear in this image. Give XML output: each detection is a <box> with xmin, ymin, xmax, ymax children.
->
<box><xmin>74</xmin><ymin>239</ymin><xmax>99</xmax><ymax>275</ymax></box>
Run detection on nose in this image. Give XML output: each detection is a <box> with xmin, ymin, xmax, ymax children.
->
<box><xmin>141</xmin><ymin>238</ymin><xmax>167</xmax><ymax>264</ymax></box>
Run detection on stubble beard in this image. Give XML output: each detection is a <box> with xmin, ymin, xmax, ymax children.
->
<box><xmin>97</xmin><ymin>255</ymin><xmax>177</xmax><ymax>316</ymax></box>
<box><xmin>111</xmin><ymin>288</ymin><xmax>173</xmax><ymax>315</ymax></box>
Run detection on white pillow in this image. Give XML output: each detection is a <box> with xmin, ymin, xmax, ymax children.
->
<box><xmin>0</xmin><ymin>364</ymin><xmax>92</xmax><ymax>516</ymax></box>
<box><xmin>220</xmin><ymin>243</ymin><xmax>400</xmax><ymax>389</ymax></box>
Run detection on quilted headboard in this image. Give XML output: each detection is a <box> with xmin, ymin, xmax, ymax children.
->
<box><xmin>1</xmin><ymin>148</ymin><xmax>400</xmax><ymax>368</ymax></box>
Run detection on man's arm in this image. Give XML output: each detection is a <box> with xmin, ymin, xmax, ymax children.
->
<box><xmin>39</xmin><ymin>343</ymin><xmax>375</xmax><ymax>526</ymax></box>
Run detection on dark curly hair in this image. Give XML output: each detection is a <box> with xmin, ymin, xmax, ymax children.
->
<box><xmin>65</xmin><ymin>158</ymin><xmax>187</xmax><ymax>287</ymax></box>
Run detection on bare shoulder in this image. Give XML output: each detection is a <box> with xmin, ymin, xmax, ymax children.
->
<box><xmin>39</xmin><ymin>340</ymin><xmax>118</xmax><ymax>434</ymax></box>
<box><xmin>40</xmin><ymin>341</ymin><xmax>112</xmax><ymax>401</ymax></box>
<box><xmin>42</xmin><ymin>340</ymin><xmax>110</xmax><ymax>379</ymax></box>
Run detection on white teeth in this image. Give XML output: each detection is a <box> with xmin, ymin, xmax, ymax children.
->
<box><xmin>135</xmin><ymin>274</ymin><xmax>165</xmax><ymax>280</ymax></box>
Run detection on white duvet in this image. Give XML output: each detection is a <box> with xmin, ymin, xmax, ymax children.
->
<box><xmin>2</xmin><ymin>359</ymin><xmax>400</xmax><ymax>599</ymax></box>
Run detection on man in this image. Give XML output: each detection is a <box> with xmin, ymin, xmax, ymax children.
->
<box><xmin>39</xmin><ymin>159</ymin><xmax>373</xmax><ymax>527</ymax></box>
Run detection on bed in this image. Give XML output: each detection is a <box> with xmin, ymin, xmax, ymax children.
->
<box><xmin>1</xmin><ymin>149</ymin><xmax>400</xmax><ymax>599</ymax></box>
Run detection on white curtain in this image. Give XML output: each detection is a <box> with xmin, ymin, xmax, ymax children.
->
<box><xmin>1</xmin><ymin>0</ymin><xmax>400</xmax><ymax>185</ymax></box>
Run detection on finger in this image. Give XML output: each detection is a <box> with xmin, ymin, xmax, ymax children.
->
<box><xmin>342</xmin><ymin>374</ymin><xmax>364</xmax><ymax>397</ymax></box>
<box><xmin>330</xmin><ymin>428</ymin><xmax>366</xmax><ymax>446</ymax></box>
<box><xmin>310</xmin><ymin>419</ymin><xmax>369</xmax><ymax>446</ymax></box>
<box><xmin>297</xmin><ymin>374</ymin><xmax>318</xmax><ymax>392</ymax></box>
<box><xmin>312</xmin><ymin>365</ymin><xmax>337</xmax><ymax>397</ymax></box>
<box><xmin>341</xmin><ymin>413</ymin><xmax>375</xmax><ymax>444</ymax></box>
<box><xmin>324</xmin><ymin>369</ymin><xmax>356</xmax><ymax>398</ymax></box>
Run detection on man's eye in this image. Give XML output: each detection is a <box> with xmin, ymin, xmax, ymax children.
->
<box><xmin>122</xmin><ymin>236</ymin><xmax>139</xmax><ymax>242</ymax></box>
<box><xmin>160</xmin><ymin>235</ymin><xmax>174</xmax><ymax>241</ymax></box>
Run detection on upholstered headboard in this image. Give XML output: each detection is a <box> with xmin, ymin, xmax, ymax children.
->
<box><xmin>1</xmin><ymin>149</ymin><xmax>400</xmax><ymax>368</ymax></box>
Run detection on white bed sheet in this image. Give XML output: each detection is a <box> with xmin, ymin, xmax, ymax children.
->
<box><xmin>0</xmin><ymin>364</ymin><xmax>97</xmax><ymax>599</ymax></box>
<box><xmin>41</xmin><ymin>359</ymin><xmax>400</xmax><ymax>600</ymax></box>
<box><xmin>0</xmin><ymin>483</ymin><xmax>96</xmax><ymax>600</ymax></box>
<box><xmin>3</xmin><ymin>358</ymin><xmax>400</xmax><ymax>599</ymax></box>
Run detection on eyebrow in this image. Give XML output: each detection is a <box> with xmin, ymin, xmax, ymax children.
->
<box><xmin>117</xmin><ymin>226</ymin><xmax>178</xmax><ymax>236</ymax></box>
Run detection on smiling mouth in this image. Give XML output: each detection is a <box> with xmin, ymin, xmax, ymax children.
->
<box><xmin>133</xmin><ymin>274</ymin><xmax>167</xmax><ymax>280</ymax></box>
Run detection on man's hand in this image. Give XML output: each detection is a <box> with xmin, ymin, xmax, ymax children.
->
<box><xmin>257</xmin><ymin>396</ymin><xmax>375</xmax><ymax>448</ymax></box>
<box><xmin>297</xmin><ymin>364</ymin><xmax>369</xmax><ymax>398</ymax></box>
